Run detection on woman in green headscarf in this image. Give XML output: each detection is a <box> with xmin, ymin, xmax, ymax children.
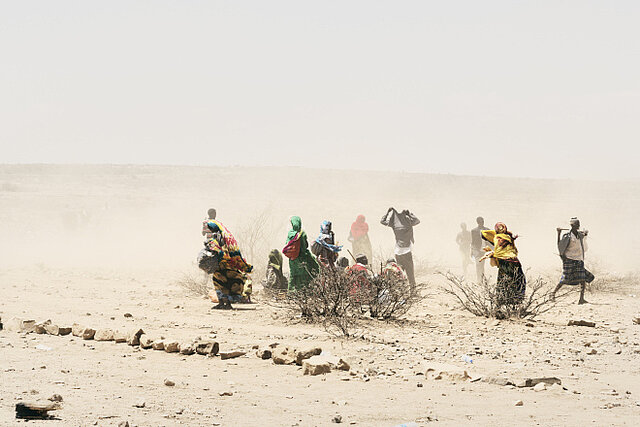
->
<box><xmin>283</xmin><ymin>216</ymin><xmax>319</xmax><ymax>291</ymax></box>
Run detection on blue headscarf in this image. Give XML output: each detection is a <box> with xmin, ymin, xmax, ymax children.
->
<box><xmin>315</xmin><ymin>220</ymin><xmax>342</xmax><ymax>253</ymax></box>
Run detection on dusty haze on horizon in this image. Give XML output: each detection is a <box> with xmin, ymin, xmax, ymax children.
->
<box><xmin>1</xmin><ymin>1</ymin><xmax>639</xmax><ymax>181</ymax></box>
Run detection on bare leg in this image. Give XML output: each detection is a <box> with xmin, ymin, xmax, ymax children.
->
<box><xmin>551</xmin><ymin>283</ymin><xmax>563</xmax><ymax>301</ymax></box>
<box><xmin>578</xmin><ymin>282</ymin><xmax>588</xmax><ymax>304</ymax></box>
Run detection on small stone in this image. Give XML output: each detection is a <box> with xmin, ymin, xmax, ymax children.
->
<box><xmin>114</xmin><ymin>331</ymin><xmax>127</xmax><ymax>343</ymax></box>
<box><xmin>514</xmin><ymin>400</ymin><xmax>524</xmax><ymax>406</ymax></box>
<box><xmin>272</xmin><ymin>346</ymin><xmax>297</xmax><ymax>365</ymax></box>
<box><xmin>152</xmin><ymin>340</ymin><xmax>165</xmax><ymax>351</ymax></box>
<box><xmin>568</xmin><ymin>319</ymin><xmax>596</xmax><ymax>327</ymax></box>
<box><xmin>220</xmin><ymin>350</ymin><xmax>246</xmax><ymax>360</ymax></box>
<box><xmin>332</xmin><ymin>414</ymin><xmax>343</xmax><ymax>423</ymax></box>
<box><xmin>139</xmin><ymin>335</ymin><xmax>154</xmax><ymax>349</ymax></box>
<box><xmin>48</xmin><ymin>394</ymin><xmax>63</xmax><ymax>402</ymax></box>
<box><xmin>179</xmin><ymin>342</ymin><xmax>195</xmax><ymax>355</ymax></box>
<box><xmin>94</xmin><ymin>329</ymin><xmax>115</xmax><ymax>342</ymax></box>
<box><xmin>417</xmin><ymin>382</ymin><xmax>423</xmax><ymax>388</ymax></box>
<box><xmin>302</xmin><ymin>356</ymin><xmax>331</xmax><ymax>376</ymax></box>
<box><xmin>533</xmin><ymin>382</ymin><xmax>547</xmax><ymax>392</ymax></box>
<box><xmin>127</xmin><ymin>328</ymin><xmax>145</xmax><ymax>346</ymax></box>
<box><xmin>164</xmin><ymin>341</ymin><xmax>180</xmax><ymax>353</ymax></box>
<box><xmin>515</xmin><ymin>377</ymin><xmax>561</xmax><ymax>388</ymax></box>
<box><xmin>124</xmin><ymin>313</ymin><xmax>133</xmax><ymax>318</ymax></box>
<box><xmin>58</xmin><ymin>327</ymin><xmax>72</xmax><ymax>336</ymax></box>
<box><xmin>424</xmin><ymin>363</ymin><xmax>471</xmax><ymax>382</ymax></box>
<box><xmin>196</xmin><ymin>341</ymin><xmax>219</xmax><ymax>356</ymax></box>
<box><xmin>35</xmin><ymin>320</ymin><xmax>51</xmax><ymax>334</ymax></box>
<box><xmin>295</xmin><ymin>347</ymin><xmax>322</xmax><ymax>365</ymax></box>
<box><xmin>5</xmin><ymin>318</ymin><xmax>37</xmax><ymax>333</ymax></box>
<box><xmin>164</xmin><ymin>379</ymin><xmax>175</xmax><ymax>387</ymax></box>
<box><xmin>256</xmin><ymin>348</ymin><xmax>272</xmax><ymax>360</ymax></box>
<box><xmin>219</xmin><ymin>391</ymin><xmax>233</xmax><ymax>397</ymax></box>
<box><xmin>71</xmin><ymin>324</ymin><xmax>84</xmax><ymax>337</ymax></box>
<box><xmin>587</xmin><ymin>349</ymin><xmax>598</xmax><ymax>355</ymax></box>
<box><xmin>43</xmin><ymin>324</ymin><xmax>60</xmax><ymax>336</ymax></box>
<box><xmin>336</xmin><ymin>359</ymin><xmax>350</xmax><ymax>371</ymax></box>
<box><xmin>133</xmin><ymin>400</ymin><xmax>145</xmax><ymax>408</ymax></box>
<box><xmin>82</xmin><ymin>328</ymin><xmax>96</xmax><ymax>340</ymax></box>
<box><xmin>118</xmin><ymin>422</ymin><xmax>130</xmax><ymax>427</ymax></box>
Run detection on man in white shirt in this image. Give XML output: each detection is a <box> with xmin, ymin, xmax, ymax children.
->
<box><xmin>553</xmin><ymin>217</ymin><xmax>594</xmax><ymax>304</ymax></box>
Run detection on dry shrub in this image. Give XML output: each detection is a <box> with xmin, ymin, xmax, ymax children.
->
<box><xmin>176</xmin><ymin>269</ymin><xmax>210</xmax><ymax>297</ymax></box>
<box><xmin>441</xmin><ymin>271</ymin><xmax>565</xmax><ymax>319</ymax></box>
<box><xmin>286</xmin><ymin>267</ymin><xmax>425</xmax><ymax>336</ymax></box>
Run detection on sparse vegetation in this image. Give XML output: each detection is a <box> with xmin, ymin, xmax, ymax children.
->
<box><xmin>176</xmin><ymin>269</ymin><xmax>210</xmax><ymax>297</ymax></box>
<box><xmin>441</xmin><ymin>271</ymin><xmax>566</xmax><ymax>319</ymax></box>
<box><xmin>285</xmin><ymin>266</ymin><xmax>426</xmax><ymax>337</ymax></box>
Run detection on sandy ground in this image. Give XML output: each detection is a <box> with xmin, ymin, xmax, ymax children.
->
<box><xmin>1</xmin><ymin>165</ymin><xmax>639</xmax><ymax>426</ymax></box>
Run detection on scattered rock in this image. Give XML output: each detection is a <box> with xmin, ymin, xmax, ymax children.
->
<box><xmin>118</xmin><ymin>422</ymin><xmax>130</xmax><ymax>427</ymax></box>
<box><xmin>302</xmin><ymin>355</ymin><xmax>331</xmax><ymax>376</ymax></box>
<box><xmin>127</xmin><ymin>328</ymin><xmax>145</xmax><ymax>346</ymax></box>
<box><xmin>336</xmin><ymin>359</ymin><xmax>350</xmax><ymax>371</ymax></box>
<box><xmin>5</xmin><ymin>318</ymin><xmax>36</xmax><ymax>333</ymax></box>
<box><xmin>94</xmin><ymin>329</ymin><xmax>115</xmax><ymax>342</ymax></box>
<box><xmin>152</xmin><ymin>340</ymin><xmax>165</xmax><ymax>351</ymax></box>
<box><xmin>256</xmin><ymin>347</ymin><xmax>272</xmax><ymax>360</ymax></box>
<box><xmin>514</xmin><ymin>400</ymin><xmax>524</xmax><ymax>406</ymax></box>
<box><xmin>219</xmin><ymin>391</ymin><xmax>233</xmax><ymax>397</ymax></box>
<box><xmin>220</xmin><ymin>350</ymin><xmax>246</xmax><ymax>360</ymax></box>
<box><xmin>164</xmin><ymin>379</ymin><xmax>175</xmax><ymax>387</ymax></box>
<box><xmin>124</xmin><ymin>313</ymin><xmax>133</xmax><ymax>318</ymax></box>
<box><xmin>72</xmin><ymin>324</ymin><xmax>85</xmax><ymax>337</ymax></box>
<box><xmin>196</xmin><ymin>341</ymin><xmax>219</xmax><ymax>356</ymax></box>
<box><xmin>82</xmin><ymin>328</ymin><xmax>96</xmax><ymax>340</ymax></box>
<box><xmin>15</xmin><ymin>401</ymin><xmax>61</xmax><ymax>420</ymax></box>
<box><xmin>632</xmin><ymin>317</ymin><xmax>640</xmax><ymax>325</ymax></box>
<box><xmin>164</xmin><ymin>341</ymin><xmax>180</xmax><ymax>353</ymax></box>
<box><xmin>516</xmin><ymin>377</ymin><xmax>561</xmax><ymax>388</ymax></box>
<box><xmin>133</xmin><ymin>400</ymin><xmax>146</xmax><ymax>408</ymax></box>
<box><xmin>272</xmin><ymin>346</ymin><xmax>297</xmax><ymax>365</ymax></box>
<box><xmin>179</xmin><ymin>342</ymin><xmax>196</xmax><ymax>355</ymax></box>
<box><xmin>332</xmin><ymin>414</ymin><xmax>343</xmax><ymax>423</ymax></box>
<box><xmin>295</xmin><ymin>347</ymin><xmax>322</xmax><ymax>365</ymax></box>
<box><xmin>44</xmin><ymin>324</ymin><xmax>60</xmax><ymax>336</ymax></box>
<box><xmin>58</xmin><ymin>327</ymin><xmax>72</xmax><ymax>336</ymax></box>
<box><xmin>482</xmin><ymin>376</ymin><xmax>514</xmax><ymax>386</ymax></box>
<box><xmin>424</xmin><ymin>363</ymin><xmax>471</xmax><ymax>382</ymax></box>
<box><xmin>35</xmin><ymin>320</ymin><xmax>52</xmax><ymax>334</ymax></box>
<box><xmin>139</xmin><ymin>335</ymin><xmax>154</xmax><ymax>349</ymax></box>
<box><xmin>586</xmin><ymin>348</ymin><xmax>598</xmax><ymax>355</ymax></box>
<box><xmin>48</xmin><ymin>394</ymin><xmax>63</xmax><ymax>403</ymax></box>
<box><xmin>568</xmin><ymin>320</ymin><xmax>595</xmax><ymax>327</ymax></box>
<box><xmin>114</xmin><ymin>331</ymin><xmax>127</xmax><ymax>343</ymax></box>
<box><xmin>533</xmin><ymin>382</ymin><xmax>547</xmax><ymax>392</ymax></box>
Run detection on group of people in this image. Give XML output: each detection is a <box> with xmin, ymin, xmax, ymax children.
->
<box><xmin>456</xmin><ymin>216</ymin><xmax>595</xmax><ymax>305</ymax></box>
<box><xmin>198</xmin><ymin>206</ymin><xmax>594</xmax><ymax>310</ymax></box>
<box><xmin>198</xmin><ymin>207</ymin><xmax>421</xmax><ymax>308</ymax></box>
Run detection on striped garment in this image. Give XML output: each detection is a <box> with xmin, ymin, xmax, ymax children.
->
<box><xmin>560</xmin><ymin>258</ymin><xmax>594</xmax><ymax>285</ymax></box>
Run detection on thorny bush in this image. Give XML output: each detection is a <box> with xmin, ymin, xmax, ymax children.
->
<box><xmin>286</xmin><ymin>266</ymin><xmax>425</xmax><ymax>337</ymax></box>
<box><xmin>441</xmin><ymin>271</ymin><xmax>567</xmax><ymax>319</ymax></box>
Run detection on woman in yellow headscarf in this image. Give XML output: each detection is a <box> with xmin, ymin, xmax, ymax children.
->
<box><xmin>480</xmin><ymin>222</ymin><xmax>526</xmax><ymax>306</ymax></box>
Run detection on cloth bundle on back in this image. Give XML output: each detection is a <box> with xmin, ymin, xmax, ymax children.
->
<box><xmin>380</xmin><ymin>207</ymin><xmax>420</xmax><ymax>287</ymax></box>
<box><xmin>348</xmin><ymin>214</ymin><xmax>373</xmax><ymax>269</ymax></box>
<box><xmin>284</xmin><ymin>216</ymin><xmax>320</xmax><ymax>291</ymax></box>
<box><xmin>553</xmin><ymin>217</ymin><xmax>594</xmax><ymax>304</ymax></box>
<box><xmin>311</xmin><ymin>220</ymin><xmax>342</xmax><ymax>267</ymax></box>
<box><xmin>204</xmin><ymin>219</ymin><xmax>253</xmax><ymax>309</ymax></box>
<box><xmin>263</xmin><ymin>249</ymin><xmax>287</xmax><ymax>291</ymax></box>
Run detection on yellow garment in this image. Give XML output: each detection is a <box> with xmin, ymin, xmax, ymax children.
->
<box><xmin>481</xmin><ymin>230</ymin><xmax>519</xmax><ymax>260</ymax></box>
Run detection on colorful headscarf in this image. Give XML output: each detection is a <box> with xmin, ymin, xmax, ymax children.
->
<box><xmin>288</xmin><ymin>216</ymin><xmax>302</xmax><ymax>241</ymax></box>
<box><xmin>315</xmin><ymin>220</ymin><xmax>342</xmax><ymax>253</ymax></box>
<box><xmin>350</xmin><ymin>214</ymin><xmax>369</xmax><ymax>240</ymax></box>
<box><xmin>482</xmin><ymin>223</ymin><xmax>518</xmax><ymax>261</ymax></box>
<box><xmin>206</xmin><ymin>220</ymin><xmax>253</xmax><ymax>272</ymax></box>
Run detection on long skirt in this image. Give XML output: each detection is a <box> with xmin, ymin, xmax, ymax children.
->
<box><xmin>351</xmin><ymin>235</ymin><xmax>373</xmax><ymax>268</ymax></box>
<box><xmin>213</xmin><ymin>267</ymin><xmax>246</xmax><ymax>302</ymax></box>
<box><xmin>288</xmin><ymin>251</ymin><xmax>320</xmax><ymax>291</ymax></box>
<box><xmin>496</xmin><ymin>259</ymin><xmax>526</xmax><ymax>306</ymax></box>
<box><xmin>559</xmin><ymin>258</ymin><xmax>594</xmax><ymax>285</ymax></box>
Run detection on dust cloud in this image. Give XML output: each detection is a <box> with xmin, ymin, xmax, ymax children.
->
<box><xmin>2</xmin><ymin>164</ymin><xmax>637</xmax><ymax>277</ymax></box>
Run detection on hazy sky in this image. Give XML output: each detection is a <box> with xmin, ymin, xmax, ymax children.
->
<box><xmin>1</xmin><ymin>1</ymin><xmax>638</xmax><ymax>180</ymax></box>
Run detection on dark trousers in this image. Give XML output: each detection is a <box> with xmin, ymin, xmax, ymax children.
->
<box><xmin>395</xmin><ymin>252</ymin><xmax>415</xmax><ymax>287</ymax></box>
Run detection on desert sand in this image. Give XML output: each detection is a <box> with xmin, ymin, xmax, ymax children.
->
<box><xmin>1</xmin><ymin>164</ymin><xmax>639</xmax><ymax>426</ymax></box>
